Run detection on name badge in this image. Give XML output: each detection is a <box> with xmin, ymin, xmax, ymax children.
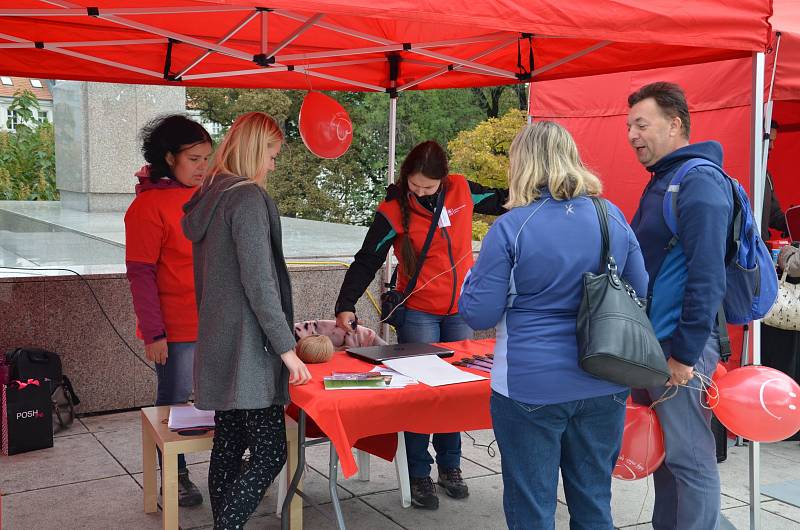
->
<box><xmin>438</xmin><ymin>207</ymin><xmax>452</xmax><ymax>228</ymax></box>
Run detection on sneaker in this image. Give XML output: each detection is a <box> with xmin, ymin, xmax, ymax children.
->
<box><xmin>410</xmin><ymin>476</ymin><xmax>439</xmax><ymax>510</ymax></box>
<box><xmin>177</xmin><ymin>469</ymin><xmax>203</xmax><ymax>507</ymax></box>
<box><xmin>437</xmin><ymin>467</ymin><xmax>469</xmax><ymax>499</ymax></box>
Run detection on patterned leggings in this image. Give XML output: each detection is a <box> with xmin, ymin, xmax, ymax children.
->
<box><xmin>209</xmin><ymin>405</ymin><xmax>287</xmax><ymax>530</ymax></box>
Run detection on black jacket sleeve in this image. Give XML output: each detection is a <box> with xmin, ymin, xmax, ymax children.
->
<box><xmin>335</xmin><ymin>212</ymin><xmax>396</xmax><ymax>315</ymax></box>
<box><xmin>468</xmin><ymin>180</ymin><xmax>509</xmax><ymax>216</ymax></box>
<box><xmin>769</xmin><ymin>187</ymin><xmax>788</xmax><ymax>235</ymax></box>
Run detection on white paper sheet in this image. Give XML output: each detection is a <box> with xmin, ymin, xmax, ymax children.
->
<box><xmin>168</xmin><ymin>404</ymin><xmax>216</xmax><ymax>430</ymax></box>
<box><xmin>383</xmin><ymin>355</ymin><xmax>487</xmax><ymax>387</ymax></box>
<box><xmin>369</xmin><ymin>366</ymin><xmax>419</xmax><ymax>388</ymax></box>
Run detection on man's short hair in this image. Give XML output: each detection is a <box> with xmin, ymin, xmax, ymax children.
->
<box><xmin>771</xmin><ymin>119</ymin><xmax>779</xmax><ymax>131</ymax></box>
<box><xmin>628</xmin><ymin>82</ymin><xmax>691</xmax><ymax>139</ymax></box>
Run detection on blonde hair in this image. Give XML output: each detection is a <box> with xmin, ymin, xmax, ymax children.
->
<box><xmin>206</xmin><ymin>112</ymin><xmax>283</xmax><ymax>186</ymax></box>
<box><xmin>505</xmin><ymin>121</ymin><xmax>602</xmax><ymax>208</ymax></box>
<box><xmin>295</xmin><ymin>335</ymin><xmax>334</xmax><ymax>364</ymax></box>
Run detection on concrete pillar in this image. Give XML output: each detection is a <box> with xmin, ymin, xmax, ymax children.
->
<box><xmin>53</xmin><ymin>82</ymin><xmax>186</xmax><ymax>212</ymax></box>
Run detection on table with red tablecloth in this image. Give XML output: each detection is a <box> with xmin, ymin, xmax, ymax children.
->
<box><xmin>288</xmin><ymin>338</ymin><xmax>495</xmax><ymax>477</ymax></box>
<box><xmin>280</xmin><ymin>339</ymin><xmax>495</xmax><ymax>529</ymax></box>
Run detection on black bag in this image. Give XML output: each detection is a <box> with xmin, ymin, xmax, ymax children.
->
<box><xmin>5</xmin><ymin>347</ymin><xmax>80</xmax><ymax>431</ymax></box>
<box><xmin>2</xmin><ymin>379</ymin><xmax>54</xmax><ymax>455</ymax></box>
<box><xmin>577</xmin><ymin>198</ymin><xmax>670</xmax><ymax>388</ymax></box>
<box><xmin>380</xmin><ymin>189</ymin><xmax>446</xmax><ymax>328</ymax></box>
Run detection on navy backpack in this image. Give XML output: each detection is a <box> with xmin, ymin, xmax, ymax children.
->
<box><xmin>663</xmin><ymin>158</ymin><xmax>778</xmax><ymax>325</ymax></box>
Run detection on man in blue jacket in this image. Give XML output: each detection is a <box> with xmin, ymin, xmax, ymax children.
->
<box><xmin>628</xmin><ymin>82</ymin><xmax>732</xmax><ymax>530</ymax></box>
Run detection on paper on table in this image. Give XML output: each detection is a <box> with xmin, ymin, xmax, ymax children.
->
<box><xmin>168</xmin><ymin>404</ymin><xmax>216</xmax><ymax>430</ymax></box>
<box><xmin>383</xmin><ymin>355</ymin><xmax>487</xmax><ymax>387</ymax></box>
<box><xmin>369</xmin><ymin>366</ymin><xmax>419</xmax><ymax>388</ymax></box>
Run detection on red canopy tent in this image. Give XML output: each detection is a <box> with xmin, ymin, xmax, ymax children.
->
<box><xmin>0</xmin><ymin>0</ymin><xmax>771</xmax><ymax>91</ymax></box>
<box><xmin>0</xmin><ymin>3</ymin><xmax>776</xmax><ymax>528</ymax></box>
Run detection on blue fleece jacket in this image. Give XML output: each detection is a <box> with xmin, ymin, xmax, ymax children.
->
<box><xmin>630</xmin><ymin>141</ymin><xmax>733</xmax><ymax>366</ymax></box>
<box><xmin>459</xmin><ymin>191</ymin><xmax>647</xmax><ymax>405</ymax></box>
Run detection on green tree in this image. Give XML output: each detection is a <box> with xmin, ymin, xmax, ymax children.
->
<box><xmin>449</xmin><ymin>108</ymin><xmax>527</xmax><ymax>239</ymax></box>
<box><xmin>449</xmin><ymin>108</ymin><xmax>526</xmax><ymax>189</ymax></box>
<box><xmin>0</xmin><ymin>90</ymin><xmax>57</xmax><ymax>201</ymax></box>
<box><xmin>186</xmin><ymin>88</ymin><xmax>292</xmax><ymax>132</ymax></box>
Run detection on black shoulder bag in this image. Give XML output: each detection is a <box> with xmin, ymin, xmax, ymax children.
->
<box><xmin>380</xmin><ymin>189</ymin><xmax>445</xmax><ymax>328</ymax></box>
<box><xmin>576</xmin><ymin>197</ymin><xmax>670</xmax><ymax>388</ymax></box>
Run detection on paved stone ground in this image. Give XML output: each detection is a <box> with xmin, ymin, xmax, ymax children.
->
<box><xmin>2</xmin><ymin>410</ymin><xmax>800</xmax><ymax>529</ymax></box>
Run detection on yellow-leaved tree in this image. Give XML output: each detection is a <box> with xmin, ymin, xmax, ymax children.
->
<box><xmin>449</xmin><ymin>108</ymin><xmax>527</xmax><ymax>240</ymax></box>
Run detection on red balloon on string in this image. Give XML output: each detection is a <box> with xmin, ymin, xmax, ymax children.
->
<box><xmin>709</xmin><ymin>365</ymin><xmax>800</xmax><ymax>442</ymax></box>
<box><xmin>613</xmin><ymin>401</ymin><xmax>665</xmax><ymax>481</ymax></box>
<box><xmin>299</xmin><ymin>92</ymin><xmax>353</xmax><ymax>159</ymax></box>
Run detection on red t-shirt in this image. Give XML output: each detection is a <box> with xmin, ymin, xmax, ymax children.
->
<box><xmin>125</xmin><ymin>186</ymin><xmax>198</xmax><ymax>342</ymax></box>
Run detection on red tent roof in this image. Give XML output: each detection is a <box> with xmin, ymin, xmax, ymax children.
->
<box><xmin>0</xmin><ymin>0</ymin><xmax>772</xmax><ymax>91</ymax></box>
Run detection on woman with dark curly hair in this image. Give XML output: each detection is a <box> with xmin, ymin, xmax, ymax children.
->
<box><xmin>124</xmin><ymin>113</ymin><xmax>213</xmax><ymax>506</ymax></box>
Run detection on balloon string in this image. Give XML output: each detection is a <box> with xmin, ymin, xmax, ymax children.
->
<box><xmin>636</xmin><ymin>370</ymin><xmax>719</xmax><ymax>521</ymax></box>
<box><xmin>379</xmin><ymin>250</ymin><xmax>472</xmax><ymax>324</ymax></box>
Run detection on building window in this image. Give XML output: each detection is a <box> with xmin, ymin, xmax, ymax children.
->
<box><xmin>6</xmin><ymin>110</ymin><xmax>22</xmax><ymax>131</ymax></box>
<box><xmin>36</xmin><ymin>110</ymin><xmax>49</xmax><ymax>123</ymax></box>
<box><xmin>0</xmin><ymin>77</ymin><xmax>12</xmax><ymax>86</ymax></box>
<box><xmin>30</xmin><ymin>79</ymin><xmax>42</xmax><ymax>88</ymax></box>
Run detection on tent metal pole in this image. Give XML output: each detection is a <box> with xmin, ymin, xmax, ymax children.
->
<box><xmin>527</xmin><ymin>81</ymin><xmax>533</xmax><ymax>124</ymax></box>
<box><xmin>382</xmin><ymin>94</ymin><xmax>398</xmax><ymax>340</ymax></box>
<box><xmin>748</xmin><ymin>50</ymin><xmax>765</xmax><ymax>530</ymax></box>
<box><xmin>760</xmin><ymin>33</ymin><xmax>782</xmax><ymax>193</ymax></box>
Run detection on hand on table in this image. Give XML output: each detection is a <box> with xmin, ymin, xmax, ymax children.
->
<box><xmin>281</xmin><ymin>350</ymin><xmax>312</xmax><ymax>385</ymax></box>
<box><xmin>335</xmin><ymin>311</ymin><xmax>358</xmax><ymax>334</ymax></box>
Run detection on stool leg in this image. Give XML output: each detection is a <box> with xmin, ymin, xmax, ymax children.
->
<box><xmin>285</xmin><ymin>415</ymin><xmax>303</xmax><ymax>529</ymax></box>
<box><xmin>162</xmin><ymin>448</ymin><xmax>179</xmax><ymax>530</ymax></box>
<box><xmin>275</xmin><ymin>463</ymin><xmax>287</xmax><ymax>516</ymax></box>
<box><xmin>394</xmin><ymin>432</ymin><xmax>411</xmax><ymax>508</ymax></box>
<box><xmin>356</xmin><ymin>449</ymin><xmax>371</xmax><ymax>482</ymax></box>
<box><xmin>141</xmin><ymin>415</ymin><xmax>158</xmax><ymax>513</ymax></box>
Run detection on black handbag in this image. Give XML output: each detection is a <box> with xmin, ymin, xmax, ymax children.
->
<box><xmin>576</xmin><ymin>197</ymin><xmax>670</xmax><ymax>389</ymax></box>
<box><xmin>380</xmin><ymin>188</ymin><xmax>445</xmax><ymax>328</ymax></box>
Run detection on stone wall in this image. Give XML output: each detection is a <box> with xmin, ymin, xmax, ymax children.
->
<box><xmin>0</xmin><ymin>264</ymin><xmax>387</xmax><ymax>414</ymax></box>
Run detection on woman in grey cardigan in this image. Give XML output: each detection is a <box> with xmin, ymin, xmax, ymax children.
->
<box><xmin>182</xmin><ymin>112</ymin><xmax>311</xmax><ymax>530</ymax></box>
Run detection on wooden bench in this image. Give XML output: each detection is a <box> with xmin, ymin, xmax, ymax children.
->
<box><xmin>141</xmin><ymin>405</ymin><xmax>302</xmax><ymax>530</ymax></box>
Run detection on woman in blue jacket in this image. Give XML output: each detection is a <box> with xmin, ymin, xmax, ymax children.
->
<box><xmin>459</xmin><ymin>121</ymin><xmax>648</xmax><ymax>530</ymax></box>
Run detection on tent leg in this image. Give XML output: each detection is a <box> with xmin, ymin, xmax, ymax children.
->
<box><xmin>748</xmin><ymin>50</ymin><xmax>765</xmax><ymax>530</ymax></box>
<box><xmin>381</xmin><ymin>94</ymin><xmax>398</xmax><ymax>341</ymax></box>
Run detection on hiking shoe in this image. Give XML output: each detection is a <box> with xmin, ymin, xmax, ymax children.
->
<box><xmin>437</xmin><ymin>467</ymin><xmax>469</xmax><ymax>499</ymax></box>
<box><xmin>410</xmin><ymin>476</ymin><xmax>439</xmax><ymax>510</ymax></box>
<box><xmin>177</xmin><ymin>469</ymin><xmax>203</xmax><ymax>507</ymax></box>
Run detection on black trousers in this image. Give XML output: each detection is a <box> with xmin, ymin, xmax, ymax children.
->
<box><xmin>209</xmin><ymin>405</ymin><xmax>287</xmax><ymax>530</ymax></box>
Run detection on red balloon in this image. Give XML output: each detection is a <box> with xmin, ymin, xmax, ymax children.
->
<box><xmin>613</xmin><ymin>401</ymin><xmax>665</xmax><ymax>481</ymax></box>
<box><xmin>709</xmin><ymin>365</ymin><xmax>800</xmax><ymax>442</ymax></box>
<box><xmin>299</xmin><ymin>92</ymin><xmax>353</xmax><ymax>159</ymax></box>
<box><xmin>712</xmin><ymin>363</ymin><xmax>727</xmax><ymax>382</ymax></box>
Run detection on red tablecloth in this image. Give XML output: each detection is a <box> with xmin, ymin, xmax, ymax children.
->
<box><xmin>288</xmin><ymin>339</ymin><xmax>495</xmax><ymax>478</ymax></box>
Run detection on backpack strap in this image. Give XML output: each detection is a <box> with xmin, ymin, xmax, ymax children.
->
<box><xmin>662</xmin><ymin>158</ymin><xmax>726</xmax><ymax>247</ymax></box>
<box><xmin>662</xmin><ymin>158</ymin><xmax>735</xmax><ymax>361</ymax></box>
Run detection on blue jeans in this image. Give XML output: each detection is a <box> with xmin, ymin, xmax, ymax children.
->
<box><xmin>633</xmin><ymin>331</ymin><xmax>721</xmax><ymax>530</ymax></box>
<box><xmin>491</xmin><ymin>389</ymin><xmax>628</xmax><ymax>530</ymax></box>
<box><xmin>397</xmin><ymin>309</ymin><xmax>473</xmax><ymax>477</ymax></box>
<box><xmin>156</xmin><ymin>341</ymin><xmax>195</xmax><ymax>471</ymax></box>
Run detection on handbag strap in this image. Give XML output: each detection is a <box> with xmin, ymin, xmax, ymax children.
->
<box><xmin>589</xmin><ymin>197</ymin><xmax>613</xmax><ymax>273</ymax></box>
<box><xmin>389</xmin><ymin>185</ymin><xmax>446</xmax><ymax>295</ymax></box>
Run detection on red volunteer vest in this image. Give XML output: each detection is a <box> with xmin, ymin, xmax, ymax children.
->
<box><xmin>377</xmin><ymin>174</ymin><xmax>474</xmax><ymax>315</ymax></box>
